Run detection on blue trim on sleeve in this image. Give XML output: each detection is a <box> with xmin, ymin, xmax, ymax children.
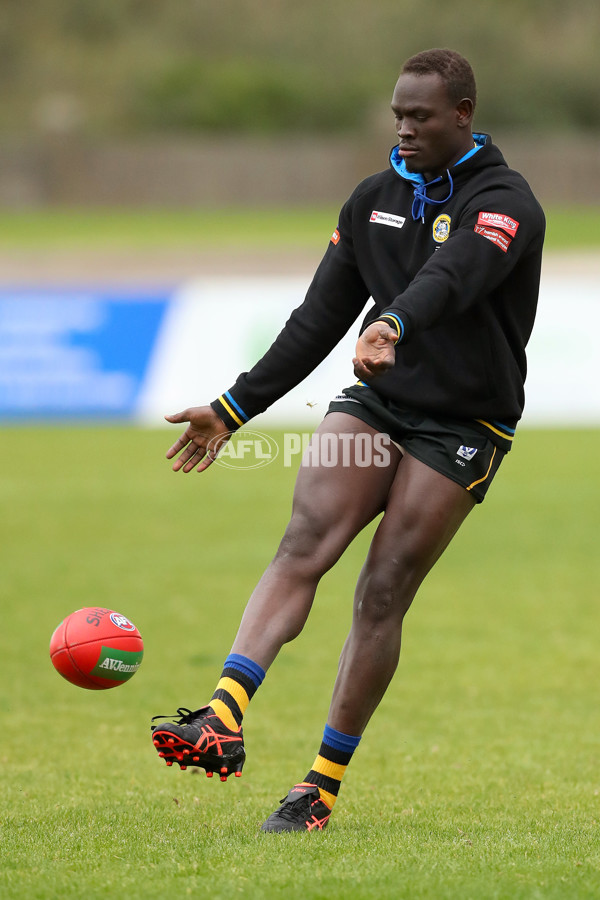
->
<box><xmin>382</xmin><ymin>312</ymin><xmax>405</xmax><ymax>343</ymax></box>
<box><xmin>224</xmin><ymin>392</ymin><xmax>249</xmax><ymax>422</ymax></box>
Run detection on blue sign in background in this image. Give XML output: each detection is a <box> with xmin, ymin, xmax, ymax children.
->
<box><xmin>0</xmin><ymin>290</ymin><xmax>170</xmax><ymax>419</ymax></box>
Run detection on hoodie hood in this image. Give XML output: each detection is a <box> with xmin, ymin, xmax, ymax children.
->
<box><xmin>390</xmin><ymin>132</ymin><xmax>492</xmax><ymax>221</ymax></box>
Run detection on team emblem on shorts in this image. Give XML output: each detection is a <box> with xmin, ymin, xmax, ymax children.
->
<box><xmin>432</xmin><ymin>214</ymin><xmax>451</xmax><ymax>243</ymax></box>
<box><xmin>457</xmin><ymin>445</ymin><xmax>477</xmax><ymax>461</ymax></box>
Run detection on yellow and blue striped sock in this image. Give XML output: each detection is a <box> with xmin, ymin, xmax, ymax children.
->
<box><xmin>303</xmin><ymin>724</ymin><xmax>361</xmax><ymax>809</ymax></box>
<box><xmin>209</xmin><ymin>653</ymin><xmax>265</xmax><ymax>732</ymax></box>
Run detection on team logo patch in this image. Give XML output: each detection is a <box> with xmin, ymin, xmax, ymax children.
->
<box><xmin>330</xmin><ymin>228</ymin><xmax>340</xmax><ymax>245</ymax></box>
<box><xmin>474</xmin><ymin>225</ymin><xmax>512</xmax><ymax>253</ymax></box>
<box><xmin>477</xmin><ymin>211</ymin><xmax>520</xmax><ymax>237</ymax></box>
<box><xmin>369</xmin><ymin>210</ymin><xmax>406</xmax><ymax>229</ymax></box>
<box><xmin>432</xmin><ymin>214</ymin><xmax>451</xmax><ymax>243</ymax></box>
<box><xmin>457</xmin><ymin>446</ymin><xmax>478</xmax><ymax>461</ymax></box>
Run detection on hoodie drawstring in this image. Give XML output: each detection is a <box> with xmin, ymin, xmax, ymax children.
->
<box><xmin>411</xmin><ymin>170</ymin><xmax>454</xmax><ymax>223</ymax></box>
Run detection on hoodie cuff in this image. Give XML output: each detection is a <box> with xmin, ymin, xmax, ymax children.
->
<box><xmin>375</xmin><ymin>313</ymin><xmax>405</xmax><ymax>344</ymax></box>
<box><xmin>210</xmin><ymin>391</ymin><xmax>249</xmax><ymax>432</ymax></box>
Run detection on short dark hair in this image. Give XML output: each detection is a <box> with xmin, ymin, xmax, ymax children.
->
<box><xmin>402</xmin><ymin>49</ymin><xmax>477</xmax><ymax>109</ymax></box>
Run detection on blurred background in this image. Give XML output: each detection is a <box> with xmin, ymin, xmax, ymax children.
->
<box><xmin>0</xmin><ymin>0</ymin><xmax>598</xmax><ymax>424</ymax></box>
<box><xmin>3</xmin><ymin>9</ymin><xmax>599</xmax><ymax>896</ymax></box>
<box><xmin>2</xmin><ymin>0</ymin><xmax>600</xmax><ymax>207</ymax></box>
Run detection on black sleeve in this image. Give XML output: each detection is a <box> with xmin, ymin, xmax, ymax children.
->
<box><xmin>374</xmin><ymin>183</ymin><xmax>546</xmax><ymax>344</ymax></box>
<box><xmin>211</xmin><ymin>199</ymin><xmax>371</xmax><ymax>430</ymax></box>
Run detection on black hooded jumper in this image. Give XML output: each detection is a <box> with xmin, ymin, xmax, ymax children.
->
<box><xmin>212</xmin><ymin>135</ymin><xmax>545</xmax><ymax>449</ymax></box>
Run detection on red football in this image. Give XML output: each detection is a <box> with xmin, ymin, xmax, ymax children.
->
<box><xmin>49</xmin><ymin>607</ymin><xmax>144</xmax><ymax>690</ymax></box>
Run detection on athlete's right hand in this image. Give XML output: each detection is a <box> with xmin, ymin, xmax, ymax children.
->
<box><xmin>352</xmin><ymin>322</ymin><xmax>397</xmax><ymax>381</ymax></box>
<box><xmin>165</xmin><ymin>406</ymin><xmax>232</xmax><ymax>473</ymax></box>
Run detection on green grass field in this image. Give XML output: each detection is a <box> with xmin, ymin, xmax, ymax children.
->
<box><xmin>0</xmin><ymin>205</ymin><xmax>598</xmax><ymax>250</ymax></box>
<box><xmin>2</xmin><ymin>426</ymin><xmax>600</xmax><ymax>899</ymax></box>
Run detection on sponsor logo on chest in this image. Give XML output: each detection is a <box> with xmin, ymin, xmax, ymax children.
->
<box><xmin>370</xmin><ymin>210</ymin><xmax>406</xmax><ymax>229</ymax></box>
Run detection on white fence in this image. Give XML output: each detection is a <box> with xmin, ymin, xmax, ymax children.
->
<box><xmin>0</xmin><ymin>260</ymin><xmax>598</xmax><ymax>427</ymax></box>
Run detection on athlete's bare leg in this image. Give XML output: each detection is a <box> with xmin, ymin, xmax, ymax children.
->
<box><xmin>232</xmin><ymin>413</ymin><xmax>474</xmax><ymax>739</ymax></box>
<box><xmin>230</xmin><ymin>413</ymin><xmax>402</xmax><ymax>667</ymax></box>
<box><xmin>328</xmin><ymin>453</ymin><xmax>475</xmax><ymax>735</ymax></box>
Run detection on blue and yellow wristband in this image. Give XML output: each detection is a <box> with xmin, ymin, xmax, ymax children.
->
<box><xmin>375</xmin><ymin>313</ymin><xmax>404</xmax><ymax>344</ymax></box>
<box><xmin>210</xmin><ymin>391</ymin><xmax>249</xmax><ymax>432</ymax></box>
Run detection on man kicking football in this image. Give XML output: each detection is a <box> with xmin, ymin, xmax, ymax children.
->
<box><xmin>151</xmin><ymin>48</ymin><xmax>545</xmax><ymax>832</ymax></box>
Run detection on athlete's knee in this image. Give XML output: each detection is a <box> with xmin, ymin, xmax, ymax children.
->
<box><xmin>273</xmin><ymin>504</ymin><xmax>339</xmax><ymax>575</ymax></box>
<box><xmin>275</xmin><ymin>511</ymin><xmax>319</xmax><ymax>560</ymax></box>
<box><xmin>354</xmin><ymin>559</ymin><xmax>419</xmax><ymax>626</ymax></box>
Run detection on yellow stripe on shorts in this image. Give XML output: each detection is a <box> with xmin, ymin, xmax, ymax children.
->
<box><xmin>467</xmin><ymin>445</ymin><xmax>497</xmax><ymax>492</ymax></box>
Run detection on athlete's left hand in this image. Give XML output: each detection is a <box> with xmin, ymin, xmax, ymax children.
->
<box><xmin>353</xmin><ymin>322</ymin><xmax>397</xmax><ymax>380</ymax></box>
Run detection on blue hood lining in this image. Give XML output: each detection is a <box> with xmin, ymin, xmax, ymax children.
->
<box><xmin>389</xmin><ymin>132</ymin><xmax>485</xmax><ymax>182</ymax></box>
<box><xmin>390</xmin><ymin>133</ymin><xmax>486</xmax><ymax>221</ymax></box>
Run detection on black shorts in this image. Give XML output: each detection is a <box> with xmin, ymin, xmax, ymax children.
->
<box><xmin>327</xmin><ymin>385</ymin><xmax>507</xmax><ymax>503</ymax></box>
